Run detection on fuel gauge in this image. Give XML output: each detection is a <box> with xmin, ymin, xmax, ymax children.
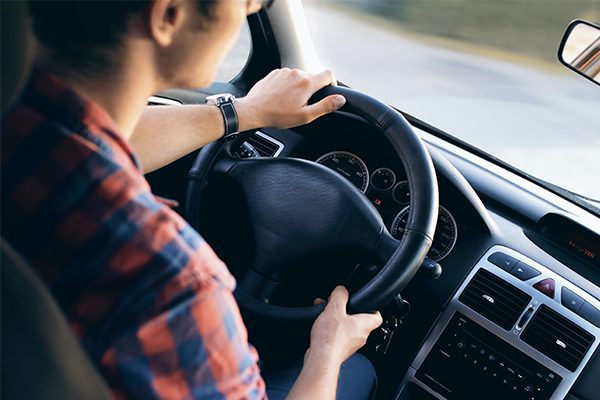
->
<box><xmin>392</xmin><ymin>181</ymin><xmax>410</xmax><ymax>204</ymax></box>
<box><xmin>370</xmin><ymin>168</ymin><xmax>396</xmax><ymax>191</ymax></box>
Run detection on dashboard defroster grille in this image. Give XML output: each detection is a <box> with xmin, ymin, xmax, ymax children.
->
<box><xmin>459</xmin><ymin>268</ymin><xmax>532</xmax><ymax>330</ymax></box>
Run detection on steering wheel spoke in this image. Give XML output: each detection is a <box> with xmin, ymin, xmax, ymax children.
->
<box><xmin>237</xmin><ymin>269</ymin><xmax>279</xmax><ymax>302</ymax></box>
<box><xmin>211</xmin><ymin>153</ymin><xmax>240</xmax><ymax>176</ymax></box>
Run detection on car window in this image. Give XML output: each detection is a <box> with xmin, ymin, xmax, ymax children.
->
<box><xmin>215</xmin><ymin>21</ymin><xmax>251</xmax><ymax>82</ymax></box>
<box><xmin>304</xmin><ymin>0</ymin><xmax>600</xmax><ymax>201</ymax></box>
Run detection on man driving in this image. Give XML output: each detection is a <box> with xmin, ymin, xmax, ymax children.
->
<box><xmin>1</xmin><ymin>1</ymin><xmax>382</xmax><ymax>399</ymax></box>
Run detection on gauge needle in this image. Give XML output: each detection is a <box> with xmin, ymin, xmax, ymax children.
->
<box><xmin>336</xmin><ymin>168</ymin><xmax>352</xmax><ymax>177</ymax></box>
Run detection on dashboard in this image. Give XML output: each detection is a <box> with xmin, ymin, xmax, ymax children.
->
<box><xmin>146</xmin><ymin>95</ymin><xmax>600</xmax><ymax>400</ymax></box>
<box><xmin>229</xmin><ymin>117</ymin><xmax>600</xmax><ymax>400</ymax></box>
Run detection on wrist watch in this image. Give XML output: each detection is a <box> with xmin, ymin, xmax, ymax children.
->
<box><xmin>206</xmin><ymin>93</ymin><xmax>239</xmax><ymax>140</ymax></box>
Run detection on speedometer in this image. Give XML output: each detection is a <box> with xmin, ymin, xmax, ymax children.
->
<box><xmin>316</xmin><ymin>151</ymin><xmax>370</xmax><ymax>193</ymax></box>
<box><xmin>391</xmin><ymin>205</ymin><xmax>458</xmax><ymax>262</ymax></box>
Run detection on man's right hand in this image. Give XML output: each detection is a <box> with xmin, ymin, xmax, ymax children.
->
<box><xmin>236</xmin><ymin>68</ymin><xmax>346</xmax><ymax>131</ymax></box>
<box><xmin>286</xmin><ymin>286</ymin><xmax>382</xmax><ymax>399</ymax></box>
<box><xmin>307</xmin><ymin>286</ymin><xmax>383</xmax><ymax>367</ymax></box>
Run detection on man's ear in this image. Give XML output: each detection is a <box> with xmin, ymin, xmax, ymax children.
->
<box><xmin>148</xmin><ymin>0</ymin><xmax>186</xmax><ymax>47</ymax></box>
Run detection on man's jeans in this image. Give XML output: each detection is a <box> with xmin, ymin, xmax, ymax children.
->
<box><xmin>264</xmin><ymin>353</ymin><xmax>377</xmax><ymax>400</ymax></box>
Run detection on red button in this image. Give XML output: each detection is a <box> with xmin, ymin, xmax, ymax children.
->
<box><xmin>533</xmin><ymin>278</ymin><xmax>555</xmax><ymax>298</ymax></box>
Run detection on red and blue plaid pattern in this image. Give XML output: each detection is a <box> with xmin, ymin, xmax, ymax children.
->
<box><xmin>1</xmin><ymin>69</ymin><xmax>266</xmax><ymax>399</ymax></box>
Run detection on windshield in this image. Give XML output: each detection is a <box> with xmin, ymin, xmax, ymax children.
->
<box><xmin>303</xmin><ymin>0</ymin><xmax>600</xmax><ymax>202</ymax></box>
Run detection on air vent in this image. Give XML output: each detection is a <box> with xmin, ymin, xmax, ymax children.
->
<box><xmin>521</xmin><ymin>305</ymin><xmax>594</xmax><ymax>372</ymax></box>
<box><xmin>245</xmin><ymin>132</ymin><xmax>283</xmax><ymax>157</ymax></box>
<box><xmin>459</xmin><ymin>268</ymin><xmax>532</xmax><ymax>330</ymax></box>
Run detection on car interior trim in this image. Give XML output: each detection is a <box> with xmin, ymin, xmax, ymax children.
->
<box><xmin>264</xmin><ymin>0</ymin><xmax>322</xmax><ymax>72</ymax></box>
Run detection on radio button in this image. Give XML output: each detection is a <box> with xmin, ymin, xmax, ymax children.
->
<box><xmin>561</xmin><ymin>287</ymin><xmax>585</xmax><ymax>313</ymax></box>
<box><xmin>488</xmin><ymin>252</ymin><xmax>518</xmax><ymax>271</ymax></box>
<box><xmin>510</xmin><ymin>261</ymin><xmax>541</xmax><ymax>281</ymax></box>
<box><xmin>578</xmin><ymin>302</ymin><xmax>600</xmax><ymax>328</ymax></box>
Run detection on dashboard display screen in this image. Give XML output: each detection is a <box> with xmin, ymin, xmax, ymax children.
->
<box><xmin>557</xmin><ymin>229</ymin><xmax>599</xmax><ymax>267</ymax></box>
<box><xmin>539</xmin><ymin>214</ymin><xmax>600</xmax><ymax>269</ymax></box>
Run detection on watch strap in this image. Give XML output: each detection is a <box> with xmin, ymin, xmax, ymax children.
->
<box><xmin>219</xmin><ymin>102</ymin><xmax>239</xmax><ymax>139</ymax></box>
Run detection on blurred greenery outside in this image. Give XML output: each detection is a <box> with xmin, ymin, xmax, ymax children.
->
<box><xmin>328</xmin><ymin>0</ymin><xmax>600</xmax><ymax>69</ymax></box>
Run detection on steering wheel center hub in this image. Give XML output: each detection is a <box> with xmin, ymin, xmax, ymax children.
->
<box><xmin>226</xmin><ymin>157</ymin><xmax>387</xmax><ymax>279</ymax></box>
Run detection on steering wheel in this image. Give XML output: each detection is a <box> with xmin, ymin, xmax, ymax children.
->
<box><xmin>186</xmin><ymin>86</ymin><xmax>438</xmax><ymax>322</ymax></box>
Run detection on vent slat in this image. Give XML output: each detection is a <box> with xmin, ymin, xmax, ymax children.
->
<box><xmin>525</xmin><ymin>328</ymin><xmax>589</xmax><ymax>356</ymax></box>
<box><xmin>521</xmin><ymin>305</ymin><xmax>594</xmax><ymax>372</ymax></box>
<box><xmin>459</xmin><ymin>269</ymin><xmax>531</xmax><ymax>330</ymax></box>
<box><xmin>522</xmin><ymin>323</ymin><xmax>588</xmax><ymax>356</ymax></box>
<box><xmin>460</xmin><ymin>292</ymin><xmax>516</xmax><ymax>323</ymax></box>
<box><xmin>248</xmin><ymin>141</ymin><xmax>273</xmax><ymax>155</ymax></box>
<box><xmin>248</xmin><ymin>143</ymin><xmax>272</xmax><ymax>156</ymax></box>
<box><xmin>523</xmin><ymin>326</ymin><xmax>588</xmax><ymax>359</ymax></box>
<box><xmin>532</xmin><ymin>317</ymin><xmax>592</xmax><ymax>350</ymax></box>
<box><xmin>469</xmin><ymin>280</ymin><xmax>528</xmax><ymax>310</ymax></box>
<box><xmin>471</xmin><ymin>274</ymin><xmax>531</xmax><ymax>304</ymax></box>
<box><xmin>474</xmin><ymin>273</ymin><xmax>532</xmax><ymax>302</ymax></box>
<box><xmin>246</xmin><ymin>133</ymin><xmax>281</xmax><ymax>157</ymax></box>
<box><xmin>522</xmin><ymin>335</ymin><xmax>582</xmax><ymax>365</ymax></box>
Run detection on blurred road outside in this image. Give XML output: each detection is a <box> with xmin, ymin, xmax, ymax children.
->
<box><xmin>301</xmin><ymin>1</ymin><xmax>600</xmax><ymax>201</ymax></box>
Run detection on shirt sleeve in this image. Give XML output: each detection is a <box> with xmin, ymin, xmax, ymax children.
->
<box><xmin>82</xmin><ymin>162</ymin><xmax>266</xmax><ymax>399</ymax></box>
<box><xmin>99</xmin><ymin>240</ymin><xmax>266</xmax><ymax>400</ymax></box>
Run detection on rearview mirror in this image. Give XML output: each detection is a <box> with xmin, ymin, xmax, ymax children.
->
<box><xmin>558</xmin><ymin>20</ymin><xmax>600</xmax><ymax>86</ymax></box>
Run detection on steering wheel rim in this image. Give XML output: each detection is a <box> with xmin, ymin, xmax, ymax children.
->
<box><xmin>186</xmin><ymin>86</ymin><xmax>438</xmax><ymax>322</ymax></box>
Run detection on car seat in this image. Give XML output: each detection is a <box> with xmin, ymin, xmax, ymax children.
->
<box><xmin>1</xmin><ymin>2</ymin><xmax>112</xmax><ymax>399</ymax></box>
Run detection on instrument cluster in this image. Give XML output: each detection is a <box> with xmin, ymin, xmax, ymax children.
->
<box><xmin>316</xmin><ymin>150</ymin><xmax>458</xmax><ymax>262</ymax></box>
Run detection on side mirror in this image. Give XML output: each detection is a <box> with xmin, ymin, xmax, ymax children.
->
<box><xmin>558</xmin><ymin>20</ymin><xmax>600</xmax><ymax>86</ymax></box>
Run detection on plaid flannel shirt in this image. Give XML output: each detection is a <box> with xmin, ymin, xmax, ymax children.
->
<box><xmin>1</xmin><ymin>69</ymin><xmax>266</xmax><ymax>399</ymax></box>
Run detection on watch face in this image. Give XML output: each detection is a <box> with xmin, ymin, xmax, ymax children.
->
<box><xmin>207</xmin><ymin>93</ymin><xmax>235</xmax><ymax>106</ymax></box>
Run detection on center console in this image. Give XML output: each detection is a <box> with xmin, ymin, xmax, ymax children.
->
<box><xmin>396</xmin><ymin>246</ymin><xmax>600</xmax><ymax>400</ymax></box>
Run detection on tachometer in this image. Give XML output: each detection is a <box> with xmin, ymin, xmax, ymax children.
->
<box><xmin>316</xmin><ymin>151</ymin><xmax>369</xmax><ymax>193</ymax></box>
<box><xmin>391</xmin><ymin>205</ymin><xmax>458</xmax><ymax>262</ymax></box>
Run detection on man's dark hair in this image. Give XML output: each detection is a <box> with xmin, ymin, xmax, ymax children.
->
<box><xmin>28</xmin><ymin>1</ymin><xmax>216</xmax><ymax>73</ymax></box>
